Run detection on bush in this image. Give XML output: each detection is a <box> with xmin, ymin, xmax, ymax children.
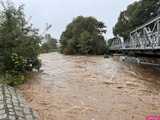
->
<box><xmin>0</xmin><ymin>1</ymin><xmax>41</xmax><ymax>85</ymax></box>
<box><xmin>4</xmin><ymin>73</ymin><xmax>25</xmax><ymax>86</ymax></box>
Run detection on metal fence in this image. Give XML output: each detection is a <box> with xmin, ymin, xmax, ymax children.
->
<box><xmin>111</xmin><ymin>16</ymin><xmax>160</xmax><ymax>50</ymax></box>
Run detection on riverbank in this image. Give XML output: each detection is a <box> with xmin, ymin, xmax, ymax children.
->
<box><xmin>18</xmin><ymin>52</ymin><xmax>160</xmax><ymax>120</ymax></box>
<box><xmin>0</xmin><ymin>84</ymin><xmax>38</xmax><ymax>119</ymax></box>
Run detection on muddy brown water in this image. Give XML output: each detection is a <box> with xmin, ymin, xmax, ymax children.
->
<box><xmin>18</xmin><ymin>52</ymin><xmax>160</xmax><ymax>120</ymax></box>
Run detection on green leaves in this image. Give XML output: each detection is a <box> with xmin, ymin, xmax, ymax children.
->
<box><xmin>0</xmin><ymin>1</ymin><xmax>41</xmax><ymax>85</ymax></box>
<box><xmin>60</xmin><ymin>16</ymin><xmax>107</xmax><ymax>55</ymax></box>
<box><xmin>113</xmin><ymin>0</ymin><xmax>160</xmax><ymax>40</ymax></box>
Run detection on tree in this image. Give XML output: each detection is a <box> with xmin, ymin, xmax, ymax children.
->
<box><xmin>113</xmin><ymin>0</ymin><xmax>160</xmax><ymax>40</ymax></box>
<box><xmin>60</xmin><ymin>16</ymin><xmax>107</xmax><ymax>55</ymax></box>
<box><xmin>0</xmin><ymin>1</ymin><xmax>41</xmax><ymax>85</ymax></box>
<box><xmin>41</xmin><ymin>34</ymin><xmax>57</xmax><ymax>53</ymax></box>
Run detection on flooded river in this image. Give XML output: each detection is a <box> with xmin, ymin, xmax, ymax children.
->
<box><xmin>19</xmin><ymin>52</ymin><xmax>160</xmax><ymax>120</ymax></box>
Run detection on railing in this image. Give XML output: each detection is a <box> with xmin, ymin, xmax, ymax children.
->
<box><xmin>110</xmin><ymin>37</ymin><xmax>123</xmax><ymax>50</ymax></box>
<box><xmin>111</xmin><ymin>16</ymin><xmax>160</xmax><ymax>50</ymax></box>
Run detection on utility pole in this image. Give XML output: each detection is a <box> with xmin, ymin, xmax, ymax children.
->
<box><xmin>41</xmin><ymin>23</ymin><xmax>52</xmax><ymax>43</ymax></box>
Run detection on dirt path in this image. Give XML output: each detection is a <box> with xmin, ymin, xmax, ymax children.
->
<box><xmin>18</xmin><ymin>52</ymin><xmax>160</xmax><ymax>120</ymax></box>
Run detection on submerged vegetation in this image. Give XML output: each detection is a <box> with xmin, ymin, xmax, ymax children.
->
<box><xmin>0</xmin><ymin>1</ymin><xmax>41</xmax><ymax>86</ymax></box>
<box><xmin>60</xmin><ymin>16</ymin><xmax>107</xmax><ymax>55</ymax></box>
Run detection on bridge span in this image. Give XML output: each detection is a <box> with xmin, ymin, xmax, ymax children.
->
<box><xmin>110</xmin><ymin>16</ymin><xmax>160</xmax><ymax>58</ymax></box>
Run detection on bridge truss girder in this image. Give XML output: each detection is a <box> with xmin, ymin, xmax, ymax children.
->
<box><xmin>111</xmin><ymin>16</ymin><xmax>160</xmax><ymax>50</ymax></box>
<box><xmin>110</xmin><ymin>16</ymin><xmax>160</xmax><ymax>58</ymax></box>
<box><xmin>129</xmin><ymin>17</ymin><xmax>160</xmax><ymax>49</ymax></box>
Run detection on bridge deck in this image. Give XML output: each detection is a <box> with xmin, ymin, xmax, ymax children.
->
<box><xmin>110</xmin><ymin>48</ymin><xmax>160</xmax><ymax>58</ymax></box>
<box><xmin>110</xmin><ymin>15</ymin><xmax>160</xmax><ymax>58</ymax></box>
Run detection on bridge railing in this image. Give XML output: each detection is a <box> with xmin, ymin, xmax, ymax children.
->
<box><xmin>110</xmin><ymin>16</ymin><xmax>160</xmax><ymax>50</ymax></box>
<box><xmin>109</xmin><ymin>37</ymin><xmax>123</xmax><ymax>50</ymax></box>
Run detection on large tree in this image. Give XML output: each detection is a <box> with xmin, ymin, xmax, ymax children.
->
<box><xmin>60</xmin><ymin>16</ymin><xmax>107</xmax><ymax>55</ymax></box>
<box><xmin>113</xmin><ymin>0</ymin><xmax>160</xmax><ymax>40</ymax></box>
<box><xmin>0</xmin><ymin>1</ymin><xmax>41</xmax><ymax>85</ymax></box>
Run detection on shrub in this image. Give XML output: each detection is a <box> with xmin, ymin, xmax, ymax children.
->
<box><xmin>0</xmin><ymin>1</ymin><xmax>41</xmax><ymax>85</ymax></box>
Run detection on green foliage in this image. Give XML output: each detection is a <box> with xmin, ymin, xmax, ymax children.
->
<box><xmin>0</xmin><ymin>1</ymin><xmax>41</xmax><ymax>85</ymax></box>
<box><xmin>2</xmin><ymin>73</ymin><xmax>25</xmax><ymax>86</ymax></box>
<box><xmin>60</xmin><ymin>16</ymin><xmax>107</xmax><ymax>55</ymax></box>
<box><xmin>113</xmin><ymin>0</ymin><xmax>160</xmax><ymax>40</ymax></box>
<box><xmin>41</xmin><ymin>34</ymin><xmax>57</xmax><ymax>53</ymax></box>
<box><xmin>107</xmin><ymin>38</ymin><xmax>114</xmax><ymax>48</ymax></box>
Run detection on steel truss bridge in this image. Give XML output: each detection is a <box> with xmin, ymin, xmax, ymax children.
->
<box><xmin>110</xmin><ymin>16</ymin><xmax>160</xmax><ymax>58</ymax></box>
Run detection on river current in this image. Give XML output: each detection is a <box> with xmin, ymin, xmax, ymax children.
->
<box><xmin>19</xmin><ymin>52</ymin><xmax>160</xmax><ymax>120</ymax></box>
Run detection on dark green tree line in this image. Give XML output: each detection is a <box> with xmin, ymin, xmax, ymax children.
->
<box><xmin>60</xmin><ymin>16</ymin><xmax>107</xmax><ymax>55</ymax></box>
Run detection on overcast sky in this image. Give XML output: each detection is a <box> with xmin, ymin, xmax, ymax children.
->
<box><xmin>11</xmin><ymin>0</ymin><xmax>137</xmax><ymax>39</ymax></box>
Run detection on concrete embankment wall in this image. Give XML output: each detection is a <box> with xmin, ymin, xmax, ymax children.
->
<box><xmin>113</xmin><ymin>55</ymin><xmax>160</xmax><ymax>68</ymax></box>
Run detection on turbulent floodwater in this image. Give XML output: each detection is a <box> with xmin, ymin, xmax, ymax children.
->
<box><xmin>19</xmin><ymin>52</ymin><xmax>160</xmax><ymax>120</ymax></box>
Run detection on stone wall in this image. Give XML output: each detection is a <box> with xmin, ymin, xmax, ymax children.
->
<box><xmin>0</xmin><ymin>84</ymin><xmax>38</xmax><ymax>120</ymax></box>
